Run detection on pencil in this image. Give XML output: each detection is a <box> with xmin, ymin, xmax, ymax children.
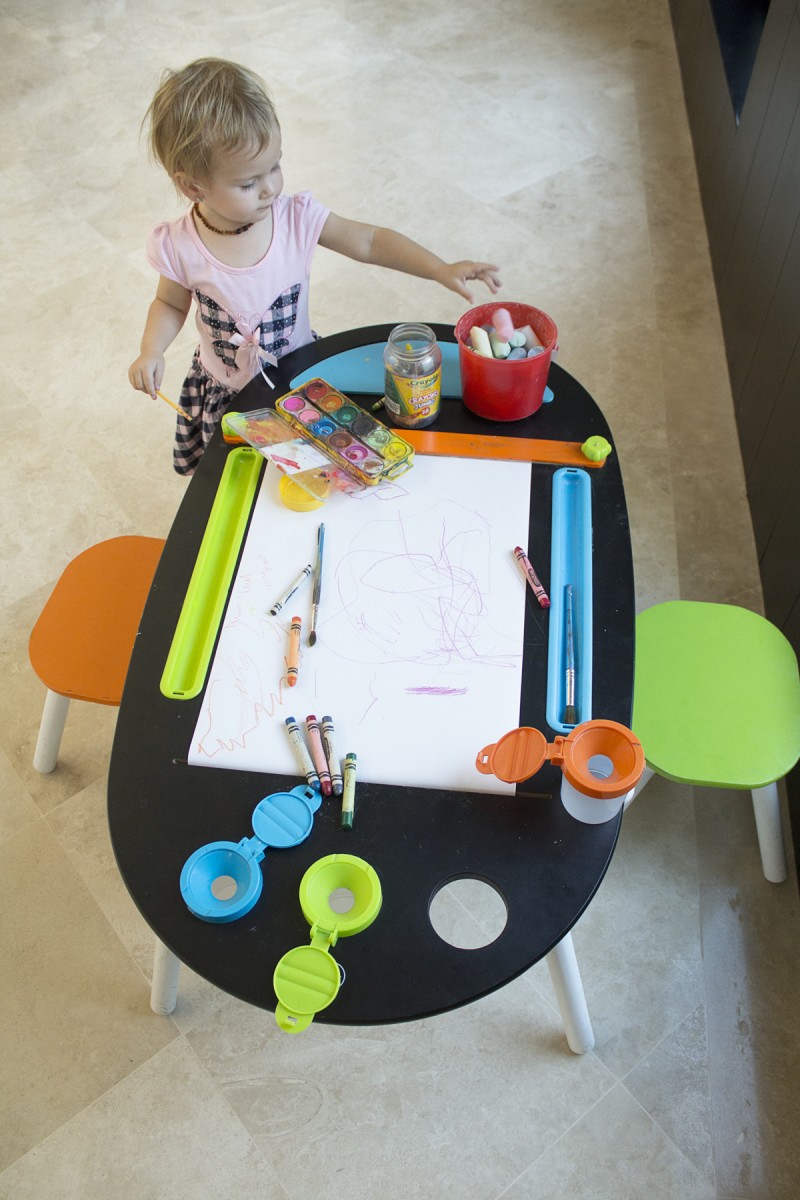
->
<box><xmin>155</xmin><ymin>390</ymin><xmax>192</xmax><ymax>420</ymax></box>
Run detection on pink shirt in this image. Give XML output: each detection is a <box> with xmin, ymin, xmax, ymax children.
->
<box><xmin>146</xmin><ymin>191</ymin><xmax>330</xmax><ymax>390</ymax></box>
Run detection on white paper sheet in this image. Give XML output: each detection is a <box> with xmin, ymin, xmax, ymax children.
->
<box><xmin>188</xmin><ymin>455</ymin><xmax>532</xmax><ymax>794</ymax></box>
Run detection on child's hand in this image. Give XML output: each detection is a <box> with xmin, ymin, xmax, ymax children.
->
<box><xmin>128</xmin><ymin>353</ymin><xmax>165</xmax><ymax>399</ymax></box>
<box><xmin>436</xmin><ymin>261</ymin><xmax>503</xmax><ymax>303</ymax></box>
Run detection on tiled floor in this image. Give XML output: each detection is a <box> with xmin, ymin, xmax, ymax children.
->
<box><xmin>1</xmin><ymin>1</ymin><xmax>799</xmax><ymax>1197</ymax></box>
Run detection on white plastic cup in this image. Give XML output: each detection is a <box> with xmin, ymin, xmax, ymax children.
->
<box><xmin>560</xmin><ymin>751</ymin><xmax>636</xmax><ymax>824</ymax></box>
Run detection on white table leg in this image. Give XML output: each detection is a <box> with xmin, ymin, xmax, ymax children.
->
<box><xmin>751</xmin><ymin>782</ymin><xmax>787</xmax><ymax>883</ymax></box>
<box><xmin>33</xmin><ymin>689</ymin><xmax>70</xmax><ymax>773</ymax></box>
<box><xmin>545</xmin><ymin>931</ymin><xmax>595</xmax><ymax>1054</ymax></box>
<box><xmin>151</xmin><ymin>937</ymin><xmax>181</xmax><ymax>1014</ymax></box>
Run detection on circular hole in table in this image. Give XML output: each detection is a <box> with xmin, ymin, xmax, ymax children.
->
<box><xmin>429</xmin><ymin>877</ymin><xmax>508</xmax><ymax>949</ymax></box>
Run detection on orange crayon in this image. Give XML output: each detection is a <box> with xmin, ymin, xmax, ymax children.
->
<box><xmin>287</xmin><ymin>615</ymin><xmax>301</xmax><ymax>686</ymax></box>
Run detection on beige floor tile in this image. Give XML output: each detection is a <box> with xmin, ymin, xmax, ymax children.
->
<box><xmin>186</xmin><ymin>976</ymin><xmax>616</xmax><ymax>1200</ymax></box>
<box><xmin>0</xmin><ymin>1040</ymin><xmax>285</xmax><ymax>1200</ymax></box>
<box><xmin>2</xmin><ymin>0</ymin><xmax>799</xmax><ymax>1196</ymax></box>
<box><xmin>0</xmin><ymin>821</ymin><xmax>177</xmax><ymax>1169</ymax></box>
<box><xmin>0</xmin><ymin>744</ymin><xmax>40</xmax><ymax>845</ymax></box>
<box><xmin>700</xmin><ymin>876</ymin><xmax>800</xmax><ymax>1198</ymax></box>
<box><xmin>571</xmin><ymin>777</ymin><xmax>705</xmax><ymax>1078</ymax></box>
<box><xmin>625</xmin><ymin>1004</ymin><xmax>715</xmax><ymax>1182</ymax></box>
<box><xmin>502</xmin><ymin>1082</ymin><xmax>716</xmax><ymax>1199</ymax></box>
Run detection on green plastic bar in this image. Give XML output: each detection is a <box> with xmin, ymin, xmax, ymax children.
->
<box><xmin>160</xmin><ymin>447</ymin><xmax>265</xmax><ymax>699</ymax></box>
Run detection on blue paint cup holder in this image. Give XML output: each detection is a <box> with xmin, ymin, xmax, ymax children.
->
<box><xmin>180</xmin><ymin>784</ymin><xmax>322</xmax><ymax>923</ymax></box>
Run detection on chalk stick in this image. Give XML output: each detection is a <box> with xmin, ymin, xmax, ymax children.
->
<box><xmin>519</xmin><ymin>324</ymin><xmax>543</xmax><ymax>350</ymax></box>
<box><xmin>491</xmin><ymin>307</ymin><xmax>515</xmax><ymax>341</ymax></box>
<box><xmin>489</xmin><ymin>331</ymin><xmax>511</xmax><ymax>359</ymax></box>
<box><xmin>469</xmin><ymin>326</ymin><xmax>493</xmax><ymax>357</ymax></box>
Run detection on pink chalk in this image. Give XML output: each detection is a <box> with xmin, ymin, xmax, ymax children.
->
<box><xmin>491</xmin><ymin>307</ymin><xmax>515</xmax><ymax>341</ymax></box>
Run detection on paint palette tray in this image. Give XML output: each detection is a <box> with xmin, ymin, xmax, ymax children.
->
<box><xmin>275</xmin><ymin>379</ymin><xmax>415</xmax><ymax>488</ymax></box>
<box><xmin>223</xmin><ymin>406</ymin><xmax>359</xmax><ymax>502</ymax></box>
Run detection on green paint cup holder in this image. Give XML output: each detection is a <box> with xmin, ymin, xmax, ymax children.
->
<box><xmin>273</xmin><ymin>853</ymin><xmax>382</xmax><ymax>1033</ymax></box>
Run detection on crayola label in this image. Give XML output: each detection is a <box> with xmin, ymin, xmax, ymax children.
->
<box><xmin>384</xmin><ymin>367</ymin><xmax>441</xmax><ymax>426</ymax></box>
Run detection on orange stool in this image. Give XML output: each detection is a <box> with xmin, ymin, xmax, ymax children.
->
<box><xmin>29</xmin><ymin>536</ymin><xmax>165</xmax><ymax>772</ymax></box>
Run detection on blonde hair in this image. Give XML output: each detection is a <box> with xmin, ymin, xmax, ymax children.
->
<box><xmin>144</xmin><ymin>58</ymin><xmax>279</xmax><ymax>181</ymax></box>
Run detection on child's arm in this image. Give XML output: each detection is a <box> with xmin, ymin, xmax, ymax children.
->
<box><xmin>318</xmin><ymin>214</ymin><xmax>502</xmax><ymax>303</ymax></box>
<box><xmin>128</xmin><ymin>276</ymin><xmax>193</xmax><ymax>398</ymax></box>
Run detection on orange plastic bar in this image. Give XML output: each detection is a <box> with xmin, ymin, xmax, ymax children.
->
<box><xmin>393</xmin><ymin>429</ymin><xmax>606</xmax><ymax>468</ymax></box>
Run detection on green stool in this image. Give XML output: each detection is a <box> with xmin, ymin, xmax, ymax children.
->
<box><xmin>631</xmin><ymin>602</ymin><xmax>800</xmax><ymax>883</ymax></box>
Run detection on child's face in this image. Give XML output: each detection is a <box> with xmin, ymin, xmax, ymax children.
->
<box><xmin>193</xmin><ymin>134</ymin><xmax>284</xmax><ymax>228</ymax></box>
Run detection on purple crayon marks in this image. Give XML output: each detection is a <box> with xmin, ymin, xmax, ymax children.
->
<box><xmin>305</xmin><ymin>714</ymin><xmax>332</xmax><ymax>796</ymax></box>
<box><xmin>405</xmin><ymin>686</ymin><xmax>468</xmax><ymax>696</ymax></box>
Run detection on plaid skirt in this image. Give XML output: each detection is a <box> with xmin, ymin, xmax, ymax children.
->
<box><xmin>173</xmin><ymin>349</ymin><xmax>238</xmax><ymax>476</ymax></box>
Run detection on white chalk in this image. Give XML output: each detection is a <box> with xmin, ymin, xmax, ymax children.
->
<box><xmin>469</xmin><ymin>325</ymin><xmax>493</xmax><ymax>357</ymax></box>
<box><xmin>509</xmin><ymin>330</ymin><xmax>527</xmax><ymax>348</ymax></box>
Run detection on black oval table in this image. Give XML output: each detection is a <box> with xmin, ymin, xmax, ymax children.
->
<box><xmin>108</xmin><ymin>324</ymin><xmax>635</xmax><ymax>1051</ymax></box>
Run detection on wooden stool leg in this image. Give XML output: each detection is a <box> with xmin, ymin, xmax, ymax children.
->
<box><xmin>751</xmin><ymin>783</ymin><xmax>787</xmax><ymax>883</ymax></box>
<box><xmin>151</xmin><ymin>937</ymin><xmax>181</xmax><ymax>1014</ymax></box>
<box><xmin>545</xmin><ymin>932</ymin><xmax>595</xmax><ymax>1054</ymax></box>
<box><xmin>33</xmin><ymin>689</ymin><xmax>71</xmax><ymax>773</ymax></box>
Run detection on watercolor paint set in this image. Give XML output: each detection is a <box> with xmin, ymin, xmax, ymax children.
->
<box><xmin>223</xmin><ymin>379</ymin><xmax>415</xmax><ymax>499</ymax></box>
<box><xmin>275</xmin><ymin>379</ymin><xmax>415</xmax><ymax>487</ymax></box>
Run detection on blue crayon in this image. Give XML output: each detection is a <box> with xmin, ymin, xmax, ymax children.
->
<box><xmin>284</xmin><ymin>716</ymin><xmax>319</xmax><ymax>790</ymax></box>
<box><xmin>321</xmin><ymin>715</ymin><xmax>343</xmax><ymax>796</ymax></box>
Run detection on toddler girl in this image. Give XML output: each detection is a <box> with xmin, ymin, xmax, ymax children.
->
<box><xmin>128</xmin><ymin>57</ymin><xmax>502</xmax><ymax>475</ymax></box>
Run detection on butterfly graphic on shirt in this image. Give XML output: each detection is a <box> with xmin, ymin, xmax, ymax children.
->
<box><xmin>195</xmin><ymin>285</ymin><xmax>301</xmax><ymax>370</ymax></box>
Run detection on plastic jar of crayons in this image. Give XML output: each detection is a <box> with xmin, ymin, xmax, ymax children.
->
<box><xmin>383</xmin><ymin>323</ymin><xmax>442</xmax><ymax>428</ymax></box>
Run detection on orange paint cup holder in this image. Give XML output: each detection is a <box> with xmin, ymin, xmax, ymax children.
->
<box><xmin>476</xmin><ymin>719</ymin><xmax>644</xmax><ymax>825</ymax></box>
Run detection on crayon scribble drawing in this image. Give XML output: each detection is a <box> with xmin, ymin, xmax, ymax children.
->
<box><xmin>189</xmin><ymin>456</ymin><xmax>531</xmax><ymax>793</ymax></box>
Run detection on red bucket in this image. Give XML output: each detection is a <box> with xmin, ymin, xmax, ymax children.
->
<box><xmin>455</xmin><ymin>302</ymin><xmax>558</xmax><ymax>421</ymax></box>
